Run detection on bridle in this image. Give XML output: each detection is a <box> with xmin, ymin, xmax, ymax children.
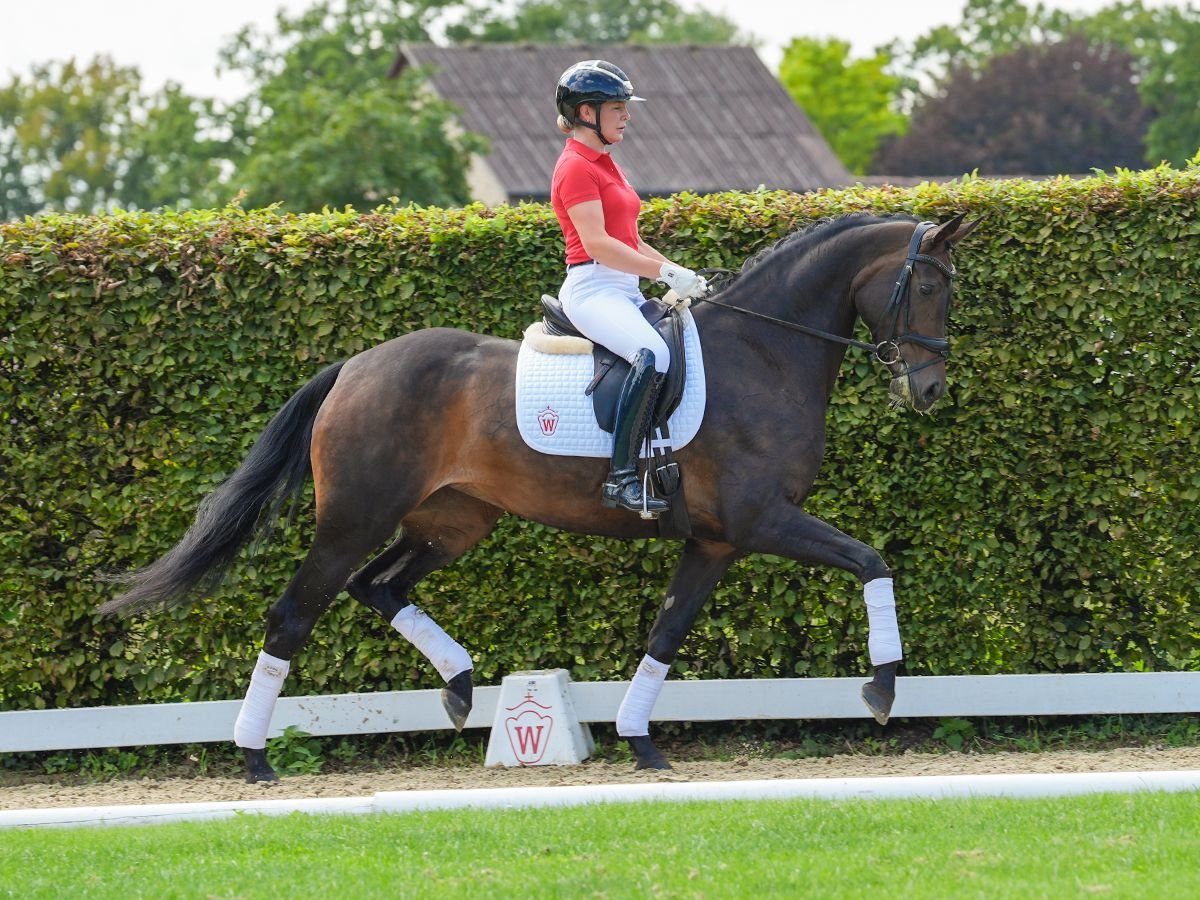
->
<box><xmin>876</xmin><ymin>220</ymin><xmax>954</xmax><ymax>375</ymax></box>
<box><xmin>695</xmin><ymin>221</ymin><xmax>954</xmax><ymax>375</ymax></box>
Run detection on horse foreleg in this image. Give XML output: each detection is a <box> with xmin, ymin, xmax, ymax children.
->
<box><xmin>345</xmin><ymin>491</ymin><xmax>503</xmax><ymax>731</ymax></box>
<box><xmin>733</xmin><ymin>508</ymin><xmax>900</xmax><ymax>725</ymax></box>
<box><xmin>860</xmin><ymin>578</ymin><xmax>900</xmax><ymax>724</ymax></box>
<box><xmin>618</xmin><ymin>539</ymin><xmax>740</xmax><ymax>770</ymax></box>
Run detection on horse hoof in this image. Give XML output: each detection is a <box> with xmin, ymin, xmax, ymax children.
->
<box><xmin>861</xmin><ymin>660</ymin><xmax>899</xmax><ymax>725</ymax></box>
<box><xmin>626</xmin><ymin>735</ymin><xmax>672</xmax><ymax>770</ymax></box>
<box><xmin>441</xmin><ymin>670</ymin><xmax>474</xmax><ymax>732</ymax></box>
<box><xmin>243</xmin><ymin>748</ymin><xmax>279</xmax><ymax>784</ymax></box>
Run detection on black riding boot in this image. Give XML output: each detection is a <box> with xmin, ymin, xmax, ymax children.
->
<box><xmin>602</xmin><ymin>349</ymin><xmax>669</xmax><ymax>517</ymax></box>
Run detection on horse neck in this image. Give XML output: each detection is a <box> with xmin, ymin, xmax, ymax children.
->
<box><xmin>711</xmin><ymin>238</ymin><xmax>863</xmax><ymax>371</ymax></box>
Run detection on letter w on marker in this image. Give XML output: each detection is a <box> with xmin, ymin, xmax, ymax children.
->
<box><xmin>514</xmin><ymin>725</ymin><xmax>544</xmax><ymax>755</ymax></box>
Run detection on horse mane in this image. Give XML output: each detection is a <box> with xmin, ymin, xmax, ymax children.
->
<box><xmin>714</xmin><ymin>212</ymin><xmax>918</xmax><ymax>295</ymax></box>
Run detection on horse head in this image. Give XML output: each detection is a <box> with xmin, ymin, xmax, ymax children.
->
<box><xmin>854</xmin><ymin>213</ymin><xmax>981</xmax><ymax>413</ymax></box>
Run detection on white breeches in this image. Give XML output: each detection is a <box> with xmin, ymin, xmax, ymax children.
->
<box><xmin>559</xmin><ymin>264</ymin><xmax>670</xmax><ymax>372</ymax></box>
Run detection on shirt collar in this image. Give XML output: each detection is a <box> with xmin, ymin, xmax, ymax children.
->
<box><xmin>566</xmin><ymin>137</ymin><xmax>607</xmax><ymax>162</ymax></box>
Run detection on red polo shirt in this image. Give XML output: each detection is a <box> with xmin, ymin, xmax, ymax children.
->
<box><xmin>551</xmin><ymin>138</ymin><xmax>642</xmax><ymax>265</ymax></box>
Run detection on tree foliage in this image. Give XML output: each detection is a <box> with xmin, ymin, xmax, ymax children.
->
<box><xmin>119</xmin><ymin>85</ymin><xmax>230</xmax><ymax>212</ymax></box>
<box><xmin>778</xmin><ymin>37</ymin><xmax>906</xmax><ymax>175</ymax></box>
<box><xmin>1056</xmin><ymin>0</ymin><xmax>1200</xmax><ymax>164</ymax></box>
<box><xmin>885</xmin><ymin>0</ymin><xmax>1200</xmax><ymax>169</ymax></box>
<box><xmin>875</xmin><ymin>35</ymin><xmax>1149</xmax><ymax>176</ymax></box>
<box><xmin>443</xmin><ymin>0</ymin><xmax>744</xmax><ymax>45</ymax></box>
<box><xmin>886</xmin><ymin>0</ymin><xmax>1073</xmax><ymax>105</ymax></box>
<box><xmin>0</xmin><ymin>58</ymin><xmax>221</xmax><ymax>219</ymax></box>
<box><xmin>1127</xmin><ymin>13</ymin><xmax>1200</xmax><ymax>165</ymax></box>
<box><xmin>216</xmin><ymin>0</ymin><xmax>485</xmax><ymax>211</ymax></box>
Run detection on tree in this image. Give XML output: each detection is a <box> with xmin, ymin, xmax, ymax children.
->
<box><xmin>8</xmin><ymin>58</ymin><xmax>142</xmax><ymax>214</ymax></box>
<box><xmin>1140</xmin><ymin>15</ymin><xmax>1200</xmax><ymax>165</ymax></box>
<box><xmin>0</xmin><ymin>59</ymin><xmax>211</xmax><ymax>219</ymax></box>
<box><xmin>217</xmin><ymin>0</ymin><xmax>485</xmax><ymax>211</ymax></box>
<box><xmin>0</xmin><ymin>58</ymin><xmax>228</xmax><ymax>218</ymax></box>
<box><xmin>1078</xmin><ymin>3</ymin><xmax>1200</xmax><ymax>166</ymax></box>
<box><xmin>1051</xmin><ymin>1</ymin><xmax>1200</xmax><ymax>164</ymax></box>
<box><xmin>889</xmin><ymin>0</ymin><xmax>1200</xmax><ymax>167</ymax></box>
<box><xmin>119</xmin><ymin>85</ymin><xmax>230</xmax><ymax>211</ymax></box>
<box><xmin>884</xmin><ymin>0</ymin><xmax>1081</xmax><ymax>109</ymax></box>
<box><xmin>0</xmin><ymin>76</ymin><xmax>39</xmax><ymax>219</ymax></box>
<box><xmin>443</xmin><ymin>0</ymin><xmax>745</xmax><ymax>45</ymax></box>
<box><xmin>873</xmin><ymin>35</ymin><xmax>1149</xmax><ymax>176</ymax></box>
<box><xmin>778</xmin><ymin>37</ymin><xmax>906</xmax><ymax>175</ymax></box>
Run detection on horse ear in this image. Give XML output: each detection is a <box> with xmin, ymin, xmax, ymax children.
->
<box><xmin>929</xmin><ymin>212</ymin><xmax>983</xmax><ymax>248</ymax></box>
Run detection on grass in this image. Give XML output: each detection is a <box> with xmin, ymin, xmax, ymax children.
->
<box><xmin>2</xmin><ymin>792</ymin><xmax>1199</xmax><ymax>898</ymax></box>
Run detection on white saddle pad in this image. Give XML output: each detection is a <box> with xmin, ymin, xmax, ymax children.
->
<box><xmin>515</xmin><ymin>307</ymin><xmax>706</xmax><ymax>458</ymax></box>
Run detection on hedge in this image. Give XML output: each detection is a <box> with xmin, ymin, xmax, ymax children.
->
<box><xmin>2</xmin><ymin>166</ymin><xmax>1199</xmax><ymax>712</ymax></box>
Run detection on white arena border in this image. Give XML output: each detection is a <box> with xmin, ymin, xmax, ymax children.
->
<box><xmin>4</xmin><ymin>770</ymin><xmax>1200</xmax><ymax>829</ymax></box>
<box><xmin>8</xmin><ymin>672</ymin><xmax>1200</xmax><ymax>755</ymax></box>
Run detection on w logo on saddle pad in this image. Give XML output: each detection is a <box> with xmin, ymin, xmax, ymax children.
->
<box><xmin>515</xmin><ymin>305</ymin><xmax>707</xmax><ymax>457</ymax></box>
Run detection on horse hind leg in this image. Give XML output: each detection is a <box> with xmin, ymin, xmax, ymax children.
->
<box><xmin>236</xmin><ymin>505</ymin><xmax>409</xmax><ymax>784</ymax></box>
<box><xmin>345</xmin><ymin>489</ymin><xmax>504</xmax><ymax>731</ymax></box>
<box><xmin>619</xmin><ymin>539</ymin><xmax>740</xmax><ymax>770</ymax></box>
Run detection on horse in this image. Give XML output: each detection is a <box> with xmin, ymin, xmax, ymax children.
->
<box><xmin>100</xmin><ymin>211</ymin><xmax>979</xmax><ymax>782</ymax></box>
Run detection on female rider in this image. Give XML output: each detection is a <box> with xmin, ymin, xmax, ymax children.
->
<box><xmin>551</xmin><ymin>59</ymin><xmax>708</xmax><ymax>517</ymax></box>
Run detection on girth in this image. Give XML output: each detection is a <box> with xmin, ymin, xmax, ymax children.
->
<box><xmin>539</xmin><ymin>294</ymin><xmax>687</xmax><ymax>433</ymax></box>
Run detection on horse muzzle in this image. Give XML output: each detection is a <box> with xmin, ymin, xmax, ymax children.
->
<box><xmin>890</xmin><ymin>367</ymin><xmax>946</xmax><ymax>413</ymax></box>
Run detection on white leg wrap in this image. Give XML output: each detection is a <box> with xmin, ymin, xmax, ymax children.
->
<box><xmin>864</xmin><ymin>577</ymin><xmax>903</xmax><ymax>666</ymax></box>
<box><xmin>616</xmin><ymin>655</ymin><xmax>670</xmax><ymax>737</ymax></box>
<box><xmin>233</xmin><ymin>651</ymin><xmax>290</xmax><ymax>750</ymax></box>
<box><xmin>391</xmin><ymin>604</ymin><xmax>472</xmax><ymax>682</ymax></box>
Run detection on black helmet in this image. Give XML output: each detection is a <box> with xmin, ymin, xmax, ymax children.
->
<box><xmin>555</xmin><ymin>60</ymin><xmax>645</xmax><ymax>125</ymax></box>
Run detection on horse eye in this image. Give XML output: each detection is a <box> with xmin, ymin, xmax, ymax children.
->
<box><xmin>919</xmin><ymin>283</ymin><xmax>934</xmax><ymax>295</ymax></box>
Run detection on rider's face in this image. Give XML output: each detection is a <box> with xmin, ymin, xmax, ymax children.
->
<box><xmin>584</xmin><ymin>101</ymin><xmax>630</xmax><ymax>144</ymax></box>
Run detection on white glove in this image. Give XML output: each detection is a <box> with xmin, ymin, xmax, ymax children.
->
<box><xmin>658</xmin><ymin>263</ymin><xmax>708</xmax><ymax>300</ymax></box>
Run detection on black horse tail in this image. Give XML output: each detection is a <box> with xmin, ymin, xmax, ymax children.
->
<box><xmin>99</xmin><ymin>361</ymin><xmax>347</xmax><ymax>618</ymax></box>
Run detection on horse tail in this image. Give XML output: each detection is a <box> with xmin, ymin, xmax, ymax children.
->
<box><xmin>99</xmin><ymin>361</ymin><xmax>347</xmax><ymax>618</ymax></box>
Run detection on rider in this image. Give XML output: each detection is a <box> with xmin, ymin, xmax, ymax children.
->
<box><xmin>551</xmin><ymin>59</ymin><xmax>709</xmax><ymax>517</ymax></box>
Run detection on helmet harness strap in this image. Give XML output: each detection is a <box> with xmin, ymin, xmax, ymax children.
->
<box><xmin>579</xmin><ymin>101</ymin><xmax>611</xmax><ymax>146</ymax></box>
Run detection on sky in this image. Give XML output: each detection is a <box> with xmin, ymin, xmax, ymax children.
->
<box><xmin>1</xmin><ymin>0</ymin><xmax>1184</xmax><ymax>101</ymax></box>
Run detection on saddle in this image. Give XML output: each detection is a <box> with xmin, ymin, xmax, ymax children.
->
<box><xmin>537</xmin><ymin>293</ymin><xmax>692</xmax><ymax>540</ymax></box>
<box><xmin>538</xmin><ymin>294</ymin><xmax>688</xmax><ymax>433</ymax></box>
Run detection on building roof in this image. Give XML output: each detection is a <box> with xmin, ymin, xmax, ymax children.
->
<box><xmin>390</xmin><ymin>43</ymin><xmax>853</xmax><ymax>201</ymax></box>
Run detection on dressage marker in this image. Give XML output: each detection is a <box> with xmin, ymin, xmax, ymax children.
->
<box><xmin>484</xmin><ymin>670</ymin><xmax>594</xmax><ymax>767</ymax></box>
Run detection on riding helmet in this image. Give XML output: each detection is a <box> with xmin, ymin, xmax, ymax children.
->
<box><xmin>555</xmin><ymin>60</ymin><xmax>645</xmax><ymax>123</ymax></box>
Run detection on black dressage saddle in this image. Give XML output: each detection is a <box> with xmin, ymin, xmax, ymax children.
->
<box><xmin>538</xmin><ymin>294</ymin><xmax>688</xmax><ymax>433</ymax></box>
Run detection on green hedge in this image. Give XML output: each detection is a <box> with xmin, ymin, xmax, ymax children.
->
<box><xmin>3</xmin><ymin>167</ymin><xmax>1199</xmax><ymax>712</ymax></box>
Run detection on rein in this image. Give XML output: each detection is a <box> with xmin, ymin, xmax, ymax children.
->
<box><xmin>694</xmin><ymin>221</ymin><xmax>952</xmax><ymax>371</ymax></box>
<box><xmin>693</xmin><ymin>289</ymin><xmax>892</xmax><ymax>361</ymax></box>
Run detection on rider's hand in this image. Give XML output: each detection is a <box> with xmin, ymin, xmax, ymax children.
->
<box><xmin>658</xmin><ymin>263</ymin><xmax>706</xmax><ymax>299</ymax></box>
<box><xmin>686</xmin><ymin>275</ymin><xmax>710</xmax><ymax>299</ymax></box>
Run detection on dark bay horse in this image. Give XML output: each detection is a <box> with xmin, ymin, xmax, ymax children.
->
<box><xmin>101</xmin><ymin>211</ymin><xmax>979</xmax><ymax>782</ymax></box>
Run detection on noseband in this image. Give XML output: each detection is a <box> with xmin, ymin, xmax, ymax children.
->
<box><xmin>696</xmin><ymin>221</ymin><xmax>954</xmax><ymax>373</ymax></box>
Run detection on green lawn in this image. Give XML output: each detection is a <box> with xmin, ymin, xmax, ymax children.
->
<box><xmin>2</xmin><ymin>792</ymin><xmax>1198</xmax><ymax>898</ymax></box>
